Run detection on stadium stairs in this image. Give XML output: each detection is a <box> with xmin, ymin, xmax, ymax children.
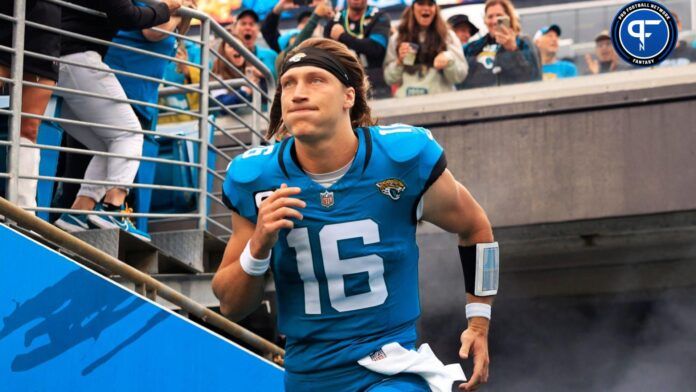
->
<box><xmin>0</xmin><ymin>198</ymin><xmax>284</xmax><ymax>389</ymax></box>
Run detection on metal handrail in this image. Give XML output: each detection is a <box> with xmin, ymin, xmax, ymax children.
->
<box><xmin>2</xmin><ymin>0</ymin><xmax>269</xmax><ymax>233</ymax></box>
<box><xmin>0</xmin><ymin>197</ymin><xmax>285</xmax><ymax>362</ymax></box>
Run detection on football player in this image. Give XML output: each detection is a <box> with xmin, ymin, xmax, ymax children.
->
<box><xmin>213</xmin><ymin>38</ymin><xmax>498</xmax><ymax>391</ymax></box>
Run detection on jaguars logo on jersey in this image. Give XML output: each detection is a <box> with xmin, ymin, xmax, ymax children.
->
<box><xmin>376</xmin><ymin>178</ymin><xmax>406</xmax><ymax>201</ymax></box>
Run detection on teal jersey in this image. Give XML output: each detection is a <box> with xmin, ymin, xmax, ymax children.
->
<box><xmin>222</xmin><ymin>125</ymin><xmax>446</xmax><ymax>373</ymax></box>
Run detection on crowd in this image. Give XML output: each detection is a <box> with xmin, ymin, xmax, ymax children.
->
<box><xmin>2</xmin><ymin>0</ymin><xmax>696</xmax><ymax>242</ymax></box>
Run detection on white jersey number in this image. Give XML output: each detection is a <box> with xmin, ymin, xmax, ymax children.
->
<box><xmin>286</xmin><ymin>219</ymin><xmax>387</xmax><ymax>314</ymax></box>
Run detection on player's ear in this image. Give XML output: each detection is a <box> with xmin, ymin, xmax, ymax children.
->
<box><xmin>343</xmin><ymin>86</ymin><xmax>355</xmax><ymax>110</ymax></box>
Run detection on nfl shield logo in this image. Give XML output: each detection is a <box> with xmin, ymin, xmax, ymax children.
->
<box><xmin>320</xmin><ymin>190</ymin><xmax>334</xmax><ymax>208</ymax></box>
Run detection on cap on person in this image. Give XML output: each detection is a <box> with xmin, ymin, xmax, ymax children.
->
<box><xmin>447</xmin><ymin>14</ymin><xmax>479</xmax><ymax>36</ymax></box>
<box><xmin>533</xmin><ymin>24</ymin><xmax>561</xmax><ymax>41</ymax></box>
<box><xmin>235</xmin><ymin>8</ymin><xmax>260</xmax><ymax>23</ymax></box>
<box><xmin>595</xmin><ymin>29</ymin><xmax>610</xmax><ymax>42</ymax></box>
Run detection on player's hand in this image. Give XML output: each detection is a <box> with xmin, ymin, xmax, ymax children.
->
<box><xmin>433</xmin><ymin>51</ymin><xmax>451</xmax><ymax>70</ymax></box>
<box><xmin>459</xmin><ymin>317</ymin><xmax>490</xmax><ymax>391</ymax></box>
<box><xmin>330</xmin><ymin>24</ymin><xmax>345</xmax><ymax>41</ymax></box>
<box><xmin>249</xmin><ymin>183</ymin><xmax>305</xmax><ymax>258</ymax></box>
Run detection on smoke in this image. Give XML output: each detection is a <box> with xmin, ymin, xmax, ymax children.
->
<box><xmin>482</xmin><ymin>290</ymin><xmax>696</xmax><ymax>391</ymax></box>
<box><xmin>416</xmin><ymin>231</ymin><xmax>696</xmax><ymax>391</ymax></box>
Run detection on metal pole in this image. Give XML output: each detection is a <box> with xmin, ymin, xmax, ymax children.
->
<box><xmin>251</xmin><ymin>84</ymin><xmax>261</xmax><ymax>148</ymax></box>
<box><xmin>0</xmin><ymin>197</ymin><xmax>285</xmax><ymax>361</ymax></box>
<box><xmin>197</xmin><ymin>19</ymin><xmax>211</xmax><ymax>231</ymax></box>
<box><xmin>7</xmin><ymin>0</ymin><xmax>26</xmax><ymax>204</ymax></box>
<box><xmin>691</xmin><ymin>0</ymin><xmax>696</xmax><ymax>32</ymax></box>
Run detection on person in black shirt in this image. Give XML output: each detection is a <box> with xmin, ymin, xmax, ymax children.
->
<box><xmin>324</xmin><ymin>0</ymin><xmax>391</xmax><ymax>98</ymax></box>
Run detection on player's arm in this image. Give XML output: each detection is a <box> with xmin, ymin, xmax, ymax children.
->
<box><xmin>212</xmin><ymin>184</ymin><xmax>305</xmax><ymax>321</ymax></box>
<box><xmin>421</xmin><ymin>168</ymin><xmax>494</xmax><ymax>392</ymax></box>
<box><xmin>211</xmin><ymin>211</ymin><xmax>266</xmax><ymax>321</ymax></box>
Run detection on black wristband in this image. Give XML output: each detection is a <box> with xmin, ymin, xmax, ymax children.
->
<box><xmin>459</xmin><ymin>245</ymin><xmax>476</xmax><ymax>295</ymax></box>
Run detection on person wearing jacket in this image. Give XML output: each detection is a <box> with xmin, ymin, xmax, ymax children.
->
<box><xmin>383</xmin><ymin>0</ymin><xmax>468</xmax><ymax>98</ymax></box>
<box><xmin>460</xmin><ymin>0</ymin><xmax>541</xmax><ymax>89</ymax></box>
<box><xmin>325</xmin><ymin>0</ymin><xmax>391</xmax><ymax>98</ymax></box>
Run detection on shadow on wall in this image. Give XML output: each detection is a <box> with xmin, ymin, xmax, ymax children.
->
<box><xmin>0</xmin><ymin>270</ymin><xmax>167</xmax><ymax>374</ymax></box>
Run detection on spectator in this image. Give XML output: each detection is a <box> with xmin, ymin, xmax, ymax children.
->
<box><xmin>584</xmin><ymin>30</ymin><xmax>628</xmax><ymax>75</ymax></box>
<box><xmin>274</xmin><ymin>0</ymin><xmax>336</xmax><ymax>72</ymax></box>
<box><xmin>105</xmin><ymin>0</ymin><xmax>196</xmax><ymax>130</ymax></box>
<box><xmin>383</xmin><ymin>0</ymin><xmax>467</xmax><ymax>98</ymax></box>
<box><xmin>158</xmin><ymin>39</ymin><xmax>202</xmax><ymax>124</ymax></box>
<box><xmin>460</xmin><ymin>0</ymin><xmax>541</xmax><ymax>89</ymax></box>
<box><xmin>240</xmin><ymin>0</ymin><xmax>277</xmax><ymax>21</ymax></box>
<box><xmin>324</xmin><ymin>0</ymin><xmax>391</xmax><ymax>98</ymax></box>
<box><xmin>660</xmin><ymin>12</ymin><xmax>696</xmax><ymax>67</ymax></box>
<box><xmin>0</xmin><ymin>0</ymin><xmax>60</xmax><ymax>214</ymax></box>
<box><xmin>447</xmin><ymin>14</ymin><xmax>479</xmax><ymax>47</ymax></box>
<box><xmin>262</xmin><ymin>0</ymin><xmax>323</xmax><ymax>54</ymax></box>
<box><xmin>232</xmin><ymin>8</ymin><xmax>278</xmax><ymax>79</ymax></box>
<box><xmin>211</xmin><ymin>37</ymin><xmax>262</xmax><ymax>108</ymax></box>
<box><xmin>280</xmin><ymin>11</ymin><xmax>318</xmax><ymax>50</ymax></box>
<box><xmin>53</xmin><ymin>0</ymin><xmax>182</xmax><ymax>242</ymax></box>
<box><xmin>534</xmin><ymin>24</ymin><xmax>577</xmax><ymax>80</ymax></box>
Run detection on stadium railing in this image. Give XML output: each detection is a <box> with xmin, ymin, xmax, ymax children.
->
<box><xmin>0</xmin><ymin>0</ymin><xmax>274</xmax><ymax>239</ymax></box>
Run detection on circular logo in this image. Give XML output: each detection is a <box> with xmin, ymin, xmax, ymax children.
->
<box><xmin>611</xmin><ymin>1</ymin><xmax>678</xmax><ymax>66</ymax></box>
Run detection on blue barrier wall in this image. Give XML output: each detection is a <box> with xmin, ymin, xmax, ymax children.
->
<box><xmin>0</xmin><ymin>224</ymin><xmax>284</xmax><ymax>391</ymax></box>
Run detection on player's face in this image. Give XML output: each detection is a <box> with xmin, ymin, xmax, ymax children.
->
<box><xmin>280</xmin><ymin>66</ymin><xmax>355</xmax><ymax>141</ymax></box>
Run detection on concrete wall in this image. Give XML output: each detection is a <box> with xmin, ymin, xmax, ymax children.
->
<box><xmin>373</xmin><ymin>65</ymin><xmax>696</xmax><ymax>227</ymax></box>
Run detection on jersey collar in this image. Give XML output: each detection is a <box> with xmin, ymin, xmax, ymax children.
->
<box><xmin>277</xmin><ymin>127</ymin><xmax>373</xmax><ymax>190</ymax></box>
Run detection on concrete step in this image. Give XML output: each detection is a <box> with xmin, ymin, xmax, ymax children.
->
<box><xmin>72</xmin><ymin>228</ymin><xmax>198</xmax><ymax>274</ymax></box>
<box><xmin>150</xmin><ymin>229</ymin><xmax>227</xmax><ymax>273</ymax></box>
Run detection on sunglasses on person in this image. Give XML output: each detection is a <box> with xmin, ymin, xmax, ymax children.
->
<box><xmin>414</xmin><ymin>0</ymin><xmax>436</xmax><ymax>6</ymax></box>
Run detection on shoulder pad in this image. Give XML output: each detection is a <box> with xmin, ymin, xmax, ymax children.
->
<box><xmin>228</xmin><ymin>144</ymin><xmax>278</xmax><ymax>184</ymax></box>
<box><xmin>372</xmin><ymin>124</ymin><xmax>435</xmax><ymax>163</ymax></box>
<box><xmin>367</xmin><ymin>6</ymin><xmax>380</xmax><ymax>18</ymax></box>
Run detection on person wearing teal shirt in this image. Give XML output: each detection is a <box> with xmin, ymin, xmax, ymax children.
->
<box><xmin>533</xmin><ymin>24</ymin><xmax>578</xmax><ymax>80</ymax></box>
<box><xmin>232</xmin><ymin>9</ymin><xmax>278</xmax><ymax>80</ymax></box>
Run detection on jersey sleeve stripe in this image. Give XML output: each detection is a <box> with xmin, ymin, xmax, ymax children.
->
<box><xmin>411</xmin><ymin>152</ymin><xmax>447</xmax><ymax>223</ymax></box>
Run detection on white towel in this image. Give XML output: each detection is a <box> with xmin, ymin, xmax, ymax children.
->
<box><xmin>358</xmin><ymin>342</ymin><xmax>466</xmax><ymax>392</ymax></box>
